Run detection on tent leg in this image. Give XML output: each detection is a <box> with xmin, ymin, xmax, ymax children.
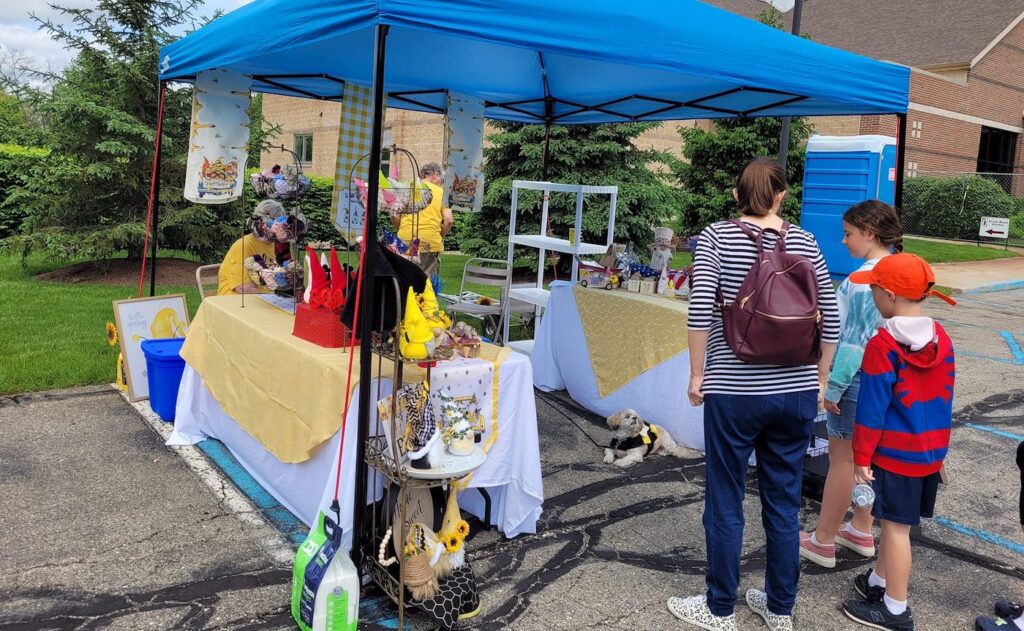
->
<box><xmin>541</xmin><ymin>122</ymin><xmax>552</xmax><ymax>181</ymax></box>
<box><xmin>353</xmin><ymin>23</ymin><xmax>390</xmax><ymax>571</ymax></box>
<box><xmin>150</xmin><ymin>82</ymin><xmax>166</xmax><ymax>297</ymax></box>
<box><xmin>895</xmin><ymin>113</ymin><xmax>908</xmax><ymax>211</ymax></box>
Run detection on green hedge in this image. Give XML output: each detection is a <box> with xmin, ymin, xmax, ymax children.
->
<box><xmin>902</xmin><ymin>175</ymin><xmax>1015</xmax><ymax>240</ymax></box>
<box><xmin>0</xmin><ymin>144</ymin><xmax>50</xmax><ymax>239</ymax></box>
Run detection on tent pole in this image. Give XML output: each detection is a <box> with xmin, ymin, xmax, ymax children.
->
<box><xmin>149</xmin><ymin>81</ymin><xmax>166</xmax><ymax>297</ymax></box>
<box><xmin>895</xmin><ymin>113</ymin><xmax>908</xmax><ymax>210</ymax></box>
<box><xmin>353</xmin><ymin>23</ymin><xmax>390</xmax><ymax>570</ymax></box>
<box><xmin>541</xmin><ymin>123</ymin><xmax>552</xmax><ymax>180</ymax></box>
<box><xmin>777</xmin><ymin>0</ymin><xmax>803</xmax><ymax>172</ymax></box>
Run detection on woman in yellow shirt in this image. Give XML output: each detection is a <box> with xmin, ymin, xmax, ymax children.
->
<box><xmin>393</xmin><ymin>162</ymin><xmax>453</xmax><ymax>277</ymax></box>
<box><xmin>217</xmin><ymin>199</ymin><xmax>297</xmax><ymax>295</ymax></box>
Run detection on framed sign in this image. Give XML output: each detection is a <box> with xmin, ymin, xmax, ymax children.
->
<box><xmin>112</xmin><ymin>294</ymin><xmax>190</xmax><ymax>401</ymax></box>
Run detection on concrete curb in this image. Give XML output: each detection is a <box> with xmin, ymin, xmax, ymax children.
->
<box><xmin>963</xmin><ymin>279</ymin><xmax>1024</xmax><ymax>294</ymax></box>
<box><xmin>121</xmin><ymin>388</ymin><xmax>297</xmax><ymax>566</ymax></box>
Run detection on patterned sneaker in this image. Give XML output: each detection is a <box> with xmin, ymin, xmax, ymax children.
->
<box><xmin>799</xmin><ymin>531</ymin><xmax>836</xmax><ymax>568</ymax></box>
<box><xmin>836</xmin><ymin>523</ymin><xmax>876</xmax><ymax>557</ymax></box>
<box><xmin>975</xmin><ymin>615</ymin><xmax>1015</xmax><ymax>630</ymax></box>
<box><xmin>745</xmin><ymin>589</ymin><xmax>794</xmax><ymax>631</ymax></box>
<box><xmin>667</xmin><ymin>595</ymin><xmax>737</xmax><ymax>631</ymax></box>
<box><xmin>842</xmin><ymin>598</ymin><xmax>914</xmax><ymax>631</ymax></box>
<box><xmin>854</xmin><ymin>569</ymin><xmax>886</xmax><ymax>601</ymax></box>
<box><xmin>994</xmin><ymin>600</ymin><xmax>1024</xmax><ymax>620</ymax></box>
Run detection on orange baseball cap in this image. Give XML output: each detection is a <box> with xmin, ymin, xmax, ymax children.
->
<box><xmin>848</xmin><ymin>253</ymin><xmax>957</xmax><ymax>305</ymax></box>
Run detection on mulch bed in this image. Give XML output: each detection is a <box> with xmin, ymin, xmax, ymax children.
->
<box><xmin>36</xmin><ymin>258</ymin><xmax>203</xmax><ymax>287</ymax></box>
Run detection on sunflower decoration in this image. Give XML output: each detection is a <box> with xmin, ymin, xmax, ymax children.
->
<box><xmin>455</xmin><ymin>519</ymin><xmax>470</xmax><ymax>538</ymax></box>
<box><xmin>475</xmin><ymin>296</ymin><xmax>493</xmax><ymax>306</ymax></box>
<box><xmin>105</xmin><ymin>322</ymin><xmax>118</xmax><ymax>347</ymax></box>
<box><xmin>443</xmin><ymin>532</ymin><xmax>462</xmax><ymax>553</ymax></box>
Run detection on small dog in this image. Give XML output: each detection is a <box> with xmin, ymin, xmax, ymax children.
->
<box><xmin>603</xmin><ymin>409</ymin><xmax>698</xmax><ymax>468</ymax></box>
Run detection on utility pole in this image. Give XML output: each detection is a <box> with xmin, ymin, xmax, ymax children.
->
<box><xmin>778</xmin><ymin>0</ymin><xmax>804</xmax><ymax>171</ymax></box>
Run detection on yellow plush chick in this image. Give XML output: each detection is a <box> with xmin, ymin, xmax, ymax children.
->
<box><xmin>418</xmin><ymin>281</ymin><xmax>451</xmax><ymax>329</ymax></box>
<box><xmin>399</xmin><ymin>287</ymin><xmax>434</xmax><ymax>360</ymax></box>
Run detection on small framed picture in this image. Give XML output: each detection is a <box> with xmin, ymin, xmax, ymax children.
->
<box><xmin>112</xmin><ymin>294</ymin><xmax>190</xmax><ymax>401</ymax></box>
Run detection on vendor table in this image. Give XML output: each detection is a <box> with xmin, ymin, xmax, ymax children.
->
<box><xmin>169</xmin><ymin>296</ymin><xmax>543</xmax><ymax>550</ymax></box>
<box><xmin>531</xmin><ymin>281</ymin><xmax>707</xmax><ymax>452</ymax></box>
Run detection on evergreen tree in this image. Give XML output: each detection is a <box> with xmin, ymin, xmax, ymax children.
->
<box><xmin>671</xmin><ymin>8</ymin><xmax>813</xmax><ymax>235</ymax></box>
<box><xmin>459</xmin><ymin>122</ymin><xmax>681</xmax><ymax>263</ymax></box>
<box><xmin>0</xmin><ymin>0</ymin><xmax>254</xmax><ymax>262</ymax></box>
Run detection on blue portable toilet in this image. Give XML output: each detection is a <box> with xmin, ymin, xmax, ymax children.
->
<box><xmin>800</xmin><ymin>135</ymin><xmax>897</xmax><ymax>278</ymax></box>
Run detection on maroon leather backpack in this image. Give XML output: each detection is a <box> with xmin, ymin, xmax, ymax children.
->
<box><xmin>717</xmin><ymin>220</ymin><xmax>822</xmax><ymax>366</ymax></box>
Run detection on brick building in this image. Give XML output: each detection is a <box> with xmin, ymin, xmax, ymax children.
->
<box><xmin>711</xmin><ymin>0</ymin><xmax>1024</xmax><ymax>190</ymax></box>
<box><xmin>262</xmin><ymin>1</ymin><xmax>1024</xmax><ymax>190</ymax></box>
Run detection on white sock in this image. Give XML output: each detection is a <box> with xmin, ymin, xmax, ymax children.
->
<box><xmin>868</xmin><ymin>569</ymin><xmax>886</xmax><ymax>588</ymax></box>
<box><xmin>845</xmin><ymin>522</ymin><xmax>871</xmax><ymax>539</ymax></box>
<box><xmin>1014</xmin><ymin>610</ymin><xmax>1024</xmax><ymax>631</ymax></box>
<box><xmin>883</xmin><ymin>593</ymin><xmax>907</xmax><ymax>616</ymax></box>
<box><xmin>810</xmin><ymin>532</ymin><xmax>834</xmax><ymax>548</ymax></box>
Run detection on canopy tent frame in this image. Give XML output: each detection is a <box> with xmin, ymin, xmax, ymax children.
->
<box><xmin>147</xmin><ymin>0</ymin><xmax>913</xmax><ymax>579</ymax></box>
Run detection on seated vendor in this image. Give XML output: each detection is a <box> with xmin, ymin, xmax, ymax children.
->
<box><xmin>217</xmin><ymin>200</ymin><xmax>289</xmax><ymax>296</ymax></box>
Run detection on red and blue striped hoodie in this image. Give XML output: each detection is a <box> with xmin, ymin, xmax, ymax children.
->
<box><xmin>853</xmin><ymin>320</ymin><xmax>955</xmax><ymax>477</ymax></box>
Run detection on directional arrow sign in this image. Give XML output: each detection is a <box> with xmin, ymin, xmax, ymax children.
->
<box><xmin>979</xmin><ymin>216</ymin><xmax>1010</xmax><ymax>238</ymax></box>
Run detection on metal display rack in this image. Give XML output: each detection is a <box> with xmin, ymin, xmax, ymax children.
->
<box><xmin>501</xmin><ymin>180</ymin><xmax>618</xmax><ymax>355</ymax></box>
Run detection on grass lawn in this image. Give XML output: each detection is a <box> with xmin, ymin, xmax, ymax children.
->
<box><xmin>0</xmin><ymin>237</ymin><xmax>1000</xmax><ymax>395</ymax></box>
<box><xmin>0</xmin><ymin>253</ymin><xmax>201</xmax><ymax>396</ymax></box>
<box><xmin>903</xmin><ymin>237</ymin><xmax>1020</xmax><ymax>264</ymax></box>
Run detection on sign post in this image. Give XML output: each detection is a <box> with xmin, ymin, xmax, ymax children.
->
<box><xmin>979</xmin><ymin>216</ymin><xmax>1011</xmax><ymax>250</ymax></box>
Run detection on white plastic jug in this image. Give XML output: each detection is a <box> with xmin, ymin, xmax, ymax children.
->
<box><xmin>293</xmin><ymin>512</ymin><xmax>360</xmax><ymax>631</ymax></box>
<box><xmin>311</xmin><ymin>549</ymin><xmax>359</xmax><ymax>631</ymax></box>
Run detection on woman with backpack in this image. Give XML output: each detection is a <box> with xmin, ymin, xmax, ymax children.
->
<box><xmin>668</xmin><ymin>158</ymin><xmax>840</xmax><ymax>631</ymax></box>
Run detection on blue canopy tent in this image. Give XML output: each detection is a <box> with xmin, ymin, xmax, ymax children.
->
<box><xmin>156</xmin><ymin>0</ymin><xmax>910</xmax><ymax>574</ymax></box>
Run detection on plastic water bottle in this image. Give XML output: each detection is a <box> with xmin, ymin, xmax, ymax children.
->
<box><xmin>852</xmin><ymin>483</ymin><xmax>875</xmax><ymax>508</ymax></box>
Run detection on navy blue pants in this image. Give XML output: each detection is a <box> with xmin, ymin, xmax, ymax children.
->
<box><xmin>702</xmin><ymin>390</ymin><xmax>817</xmax><ymax>617</ymax></box>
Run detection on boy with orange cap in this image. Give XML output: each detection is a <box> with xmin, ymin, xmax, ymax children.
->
<box><xmin>840</xmin><ymin>253</ymin><xmax>957</xmax><ymax>631</ymax></box>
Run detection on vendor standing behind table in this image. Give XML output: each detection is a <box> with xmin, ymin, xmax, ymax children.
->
<box><xmin>217</xmin><ymin>199</ymin><xmax>288</xmax><ymax>296</ymax></box>
<box><xmin>393</xmin><ymin>162</ymin><xmax>453</xmax><ymax>277</ymax></box>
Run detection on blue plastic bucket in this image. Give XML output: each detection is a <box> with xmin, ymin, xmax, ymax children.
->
<box><xmin>141</xmin><ymin>338</ymin><xmax>186</xmax><ymax>422</ymax></box>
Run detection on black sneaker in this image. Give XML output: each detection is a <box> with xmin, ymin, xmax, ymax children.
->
<box><xmin>995</xmin><ymin>600</ymin><xmax>1023</xmax><ymax>620</ymax></box>
<box><xmin>854</xmin><ymin>569</ymin><xmax>885</xmax><ymax>601</ymax></box>
<box><xmin>842</xmin><ymin>598</ymin><xmax>914</xmax><ymax>631</ymax></box>
<box><xmin>975</xmin><ymin>615</ymin><xmax>1014</xmax><ymax>631</ymax></box>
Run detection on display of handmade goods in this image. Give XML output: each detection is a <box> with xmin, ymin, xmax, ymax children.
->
<box><xmin>648</xmin><ymin>226</ymin><xmax>676</xmax><ymax>271</ymax></box>
<box><xmin>362</xmin><ymin>276</ymin><xmax>485</xmax><ymax>630</ymax></box>
<box><xmin>292</xmin><ymin>246</ymin><xmax>357</xmax><ymax>348</ymax></box>
<box><xmin>251</xmin><ymin>165</ymin><xmax>311</xmax><ymax>200</ymax></box>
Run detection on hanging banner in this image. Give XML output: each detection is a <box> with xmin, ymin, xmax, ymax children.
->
<box><xmin>331</xmin><ymin>83</ymin><xmax>374</xmax><ymax>243</ymax></box>
<box><xmin>184</xmin><ymin>69</ymin><xmax>251</xmax><ymax>204</ymax></box>
<box><xmin>443</xmin><ymin>92</ymin><xmax>485</xmax><ymax>213</ymax></box>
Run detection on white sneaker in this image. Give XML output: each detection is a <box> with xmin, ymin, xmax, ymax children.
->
<box><xmin>667</xmin><ymin>595</ymin><xmax>737</xmax><ymax>631</ymax></box>
<box><xmin>745</xmin><ymin>589</ymin><xmax>793</xmax><ymax>631</ymax></box>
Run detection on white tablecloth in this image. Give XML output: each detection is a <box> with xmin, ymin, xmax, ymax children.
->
<box><xmin>169</xmin><ymin>351</ymin><xmax>543</xmax><ymax>550</ymax></box>
<box><xmin>531</xmin><ymin>281</ymin><xmax>707</xmax><ymax>452</ymax></box>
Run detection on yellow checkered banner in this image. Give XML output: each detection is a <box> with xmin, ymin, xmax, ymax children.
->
<box><xmin>443</xmin><ymin>92</ymin><xmax>485</xmax><ymax>213</ymax></box>
<box><xmin>184</xmin><ymin>69</ymin><xmax>252</xmax><ymax>204</ymax></box>
<box><xmin>331</xmin><ymin>83</ymin><xmax>374</xmax><ymax>241</ymax></box>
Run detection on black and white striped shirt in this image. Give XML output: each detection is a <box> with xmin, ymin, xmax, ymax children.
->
<box><xmin>688</xmin><ymin>220</ymin><xmax>840</xmax><ymax>395</ymax></box>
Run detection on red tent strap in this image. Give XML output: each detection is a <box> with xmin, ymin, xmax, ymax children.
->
<box><xmin>138</xmin><ymin>84</ymin><xmax>167</xmax><ymax>298</ymax></box>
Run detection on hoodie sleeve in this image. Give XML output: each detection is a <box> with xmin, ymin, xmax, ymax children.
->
<box><xmin>852</xmin><ymin>337</ymin><xmax>897</xmax><ymax>467</ymax></box>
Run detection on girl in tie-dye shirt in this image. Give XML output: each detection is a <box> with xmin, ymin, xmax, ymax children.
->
<box><xmin>800</xmin><ymin>200</ymin><xmax>904</xmax><ymax>569</ymax></box>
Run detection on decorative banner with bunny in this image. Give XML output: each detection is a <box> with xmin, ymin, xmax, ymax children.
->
<box><xmin>184</xmin><ymin>68</ymin><xmax>252</xmax><ymax>204</ymax></box>
<box><xmin>443</xmin><ymin>92</ymin><xmax>485</xmax><ymax>213</ymax></box>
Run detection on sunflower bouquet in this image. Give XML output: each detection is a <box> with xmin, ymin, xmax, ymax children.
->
<box><xmin>105</xmin><ymin>322</ymin><xmax>128</xmax><ymax>391</ymax></box>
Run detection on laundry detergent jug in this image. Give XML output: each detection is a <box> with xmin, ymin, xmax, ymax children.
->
<box><xmin>291</xmin><ymin>511</ymin><xmax>359</xmax><ymax>631</ymax></box>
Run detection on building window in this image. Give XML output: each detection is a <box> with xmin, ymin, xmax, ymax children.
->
<box><xmin>380</xmin><ymin>128</ymin><xmax>393</xmax><ymax>177</ymax></box>
<box><xmin>977</xmin><ymin>127</ymin><xmax>1017</xmax><ymax>174</ymax></box>
<box><xmin>294</xmin><ymin>134</ymin><xmax>313</xmax><ymax>164</ymax></box>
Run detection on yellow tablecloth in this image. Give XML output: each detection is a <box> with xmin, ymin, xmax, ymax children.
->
<box><xmin>571</xmin><ymin>286</ymin><xmax>689</xmax><ymax>397</ymax></box>
<box><xmin>180</xmin><ymin>295</ymin><xmax>509</xmax><ymax>463</ymax></box>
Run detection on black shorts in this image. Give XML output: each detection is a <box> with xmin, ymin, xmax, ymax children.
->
<box><xmin>871</xmin><ymin>466</ymin><xmax>942</xmax><ymax>526</ymax></box>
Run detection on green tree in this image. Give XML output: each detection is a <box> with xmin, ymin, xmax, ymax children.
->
<box><xmin>671</xmin><ymin>8</ymin><xmax>813</xmax><ymax>235</ymax></box>
<box><xmin>0</xmin><ymin>0</ymin><xmax>255</xmax><ymax>263</ymax></box>
<box><xmin>458</xmin><ymin>122</ymin><xmax>682</xmax><ymax>264</ymax></box>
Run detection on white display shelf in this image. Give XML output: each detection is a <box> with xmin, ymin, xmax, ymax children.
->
<box><xmin>403</xmin><ymin>447</ymin><xmax>486</xmax><ymax>480</ymax></box>
<box><xmin>508</xmin><ymin>287</ymin><xmax>551</xmax><ymax>309</ymax></box>
<box><xmin>510</xmin><ymin>234</ymin><xmax>608</xmax><ymax>256</ymax></box>
<box><xmin>507</xmin><ymin>340</ymin><xmax>535</xmax><ymax>356</ymax></box>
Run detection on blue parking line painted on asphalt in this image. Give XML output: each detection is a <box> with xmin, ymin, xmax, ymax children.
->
<box><xmin>965</xmin><ymin>279</ymin><xmax>1024</xmax><ymax>295</ymax></box>
<box><xmin>965</xmin><ymin>423</ymin><xmax>1024</xmax><ymax>442</ymax></box>
<box><xmin>193</xmin><ymin>438</ymin><xmax>402</xmax><ymax>628</ymax></box>
<box><xmin>934</xmin><ymin>516</ymin><xmax>1024</xmax><ymax>555</ymax></box>
<box><xmin>1001</xmin><ymin>331</ymin><xmax>1024</xmax><ymax>364</ymax></box>
<box><xmin>958</xmin><ymin>351</ymin><xmax>1017</xmax><ymax>365</ymax></box>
